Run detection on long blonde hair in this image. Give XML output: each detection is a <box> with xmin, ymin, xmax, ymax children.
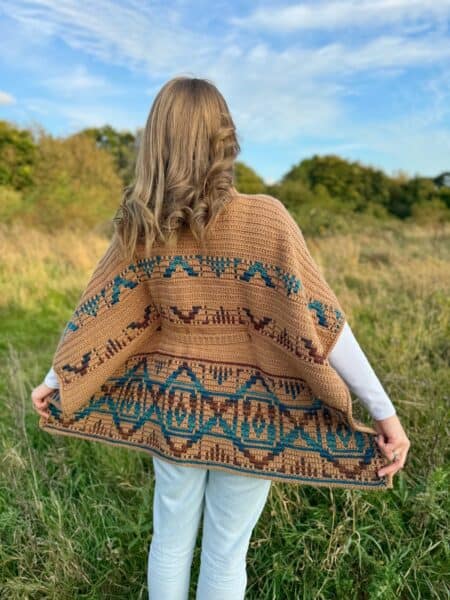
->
<box><xmin>113</xmin><ymin>76</ymin><xmax>241</xmax><ymax>261</ymax></box>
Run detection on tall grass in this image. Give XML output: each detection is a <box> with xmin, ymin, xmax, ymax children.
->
<box><xmin>0</xmin><ymin>221</ymin><xmax>448</xmax><ymax>599</ymax></box>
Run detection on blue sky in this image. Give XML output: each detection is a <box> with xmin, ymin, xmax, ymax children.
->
<box><xmin>1</xmin><ymin>1</ymin><xmax>449</xmax><ymax>184</ymax></box>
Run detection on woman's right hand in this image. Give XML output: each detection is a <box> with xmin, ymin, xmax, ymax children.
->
<box><xmin>373</xmin><ymin>414</ymin><xmax>410</xmax><ymax>478</ymax></box>
<box><xmin>31</xmin><ymin>382</ymin><xmax>54</xmax><ymax>420</ymax></box>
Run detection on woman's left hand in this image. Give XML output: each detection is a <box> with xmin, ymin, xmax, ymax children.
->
<box><xmin>373</xmin><ymin>414</ymin><xmax>410</xmax><ymax>478</ymax></box>
<box><xmin>31</xmin><ymin>383</ymin><xmax>55</xmax><ymax>420</ymax></box>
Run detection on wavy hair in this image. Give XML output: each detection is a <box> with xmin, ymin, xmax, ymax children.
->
<box><xmin>113</xmin><ymin>76</ymin><xmax>241</xmax><ymax>261</ymax></box>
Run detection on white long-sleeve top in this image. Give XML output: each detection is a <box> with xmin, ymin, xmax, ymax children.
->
<box><xmin>43</xmin><ymin>321</ymin><xmax>397</xmax><ymax>421</ymax></box>
<box><xmin>329</xmin><ymin>322</ymin><xmax>396</xmax><ymax>420</ymax></box>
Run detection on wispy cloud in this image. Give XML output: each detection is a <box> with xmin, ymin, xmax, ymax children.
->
<box><xmin>42</xmin><ymin>64</ymin><xmax>118</xmax><ymax>96</ymax></box>
<box><xmin>0</xmin><ymin>91</ymin><xmax>16</xmax><ymax>105</ymax></box>
<box><xmin>4</xmin><ymin>0</ymin><xmax>450</xmax><ymax>80</ymax></box>
<box><xmin>23</xmin><ymin>96</ymin><xmax>143</xmax><ymax>133</ymax></box>
<box><xmin>1</xmin><ymin>0</ymin><xmax>449</xmax><ymax>178</ymax></box>
<box><xmin>231</xmin><ymin>0</ymin><xmax>450</xmax><ymax>32</ymax></box>
<box><xmin>0</xmin><ymin>0</ymin><xmax>215</xmax><ymax>76</ymax></box>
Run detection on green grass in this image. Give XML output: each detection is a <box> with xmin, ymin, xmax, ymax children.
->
<box><xmin>0</xmin><ymin>221</ymin><xmax>449</xmax><ymax>599</ymax></box>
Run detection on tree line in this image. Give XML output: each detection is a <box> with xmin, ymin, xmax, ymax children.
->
<box><xmin>1</xmin><ymin>119</ymin><xmax>448</xmax><ymax>234</ymax></box>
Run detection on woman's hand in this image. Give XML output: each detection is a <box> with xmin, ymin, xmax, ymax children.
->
<box><xmin>31</xmin><ymin>382</ymin><xmax>55</xmax><ymax>420</ymax></box>
<box><xmin>374</xmin><ymin>413</ymin><xmax>410</xmax><ymax>478</ymax></box>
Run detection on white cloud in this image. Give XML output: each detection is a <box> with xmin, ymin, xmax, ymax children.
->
<box><xmin>42</xmin><ymin>64</ymin><xmax>117</xmax><ymax>96</ymax></box>
<box><xmin>314</xmin><ymin>34</ymin><xmax>450</xmax><ymax>75</ymax></box>
<box><xmin>351</xmin><ymin>117</ymin><xmax>450</xmax><ymax>178</ymax></box>
<box><xmin>231</xmin><ymin>0</ymin><xmax>450</xmax><ymax>32</ymax></box>
<box><xmin>205</xmin><ymin>32</ymin><xmax>450</xmax><ymax>142</ymax></box>
<box><xmin>0</xmin><ymin>0</ymin><xmax>215</xmax><ymax>76</ymax></box>
<box><xmin>0</xmin><ymin>91</ymin><xmax>16</xmax><ymax>105</ymax></box>
<box><xmin>24</xmin><ymin>96</ymin><xmax>142</xmax><ymax>133</ymax></box>
<box><xmin>3</xmin><ymin>2</ymin><xmax>449</xmax><ymax>86</ymax></box>
<box><xmin>1</xmin><ymin>0</ymin><xmax>450</xmax><ymax>176</ymax></box>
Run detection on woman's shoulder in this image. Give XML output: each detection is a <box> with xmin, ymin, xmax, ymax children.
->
<box><xmin>231</xmin><ymin>190</ymin><xmax>292</xmax><ymax>228</ymax></box>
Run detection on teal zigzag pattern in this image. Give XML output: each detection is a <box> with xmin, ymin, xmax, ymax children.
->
<box><xmin>46</xmin><ymin>354</ymin><xmax>386</xmax><ymax>488</ymax></box>
<box><xmin>63</xmin><ymin>253</ymin><xmax>343</xmax><ymax>338</ymax></box>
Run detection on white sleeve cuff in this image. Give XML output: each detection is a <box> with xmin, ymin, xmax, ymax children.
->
<box><xmin>44</xmin><ymin>366</ymin><xmax>60</xmax><ymax>389</ymax></box>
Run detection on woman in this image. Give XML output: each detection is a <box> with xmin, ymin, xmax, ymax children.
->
<box><xmin>31</xmin><ymin>76</ymin><xmax>410</xmax><ymax>600</ymax></box>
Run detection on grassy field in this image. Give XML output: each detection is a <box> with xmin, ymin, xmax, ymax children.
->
<box><xmin>0</xmin><ymin>220</ymin><xmax>449</xmax><ymax>599</ymax></box>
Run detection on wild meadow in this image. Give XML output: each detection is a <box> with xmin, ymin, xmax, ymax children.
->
<box><xmin>0</xmin><ymin>217</ymin><xmax>448</xmax><ymax>599</ymax></box>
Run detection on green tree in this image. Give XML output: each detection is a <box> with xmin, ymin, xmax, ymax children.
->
<box><xmin>81</xmin><ymin>124</ymin><xmax>138</xmax><ymax>186</ymax></box>
<box><xmin>438</xmin><ymin>187</ymin><xmax>450</xmax><ymax>210</ymax></box>
<box><xmin>234</xmin><ymin>162</ymin><xmax>267</xmax><ymax>194</ymax></box>
<box><xmin>0</xmin><ymin>185</ymin><xmax>27</xmax><ymax>224</ymax></box>
<box><xmin>0</xmin><ymin>120</ymin><xmax>37</xmax><ymax>189</ymax></box>
<box><xmin>409</xmin><ymin>198</ymin><xmax>449</xmax><ymax>225</ymax></box>
<box><xmin>22</xmin><ymin>131</ymin><xmax>123</xmax><ymax>230</ymax></box>
<box><xmin>388</xmin><ymin>176</ymin><xmax>442</xmax><ymax>219</ymax></box>
<box><xmin>282</xmin><ymin>154</ymin><xmax>391</xmax><ymax>212</ymax></box>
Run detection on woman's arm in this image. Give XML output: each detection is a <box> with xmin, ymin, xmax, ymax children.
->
<box><xmin>329</xmin><ymin>321</ymin><xmax>397</xmax><ymax>420</ymax></box>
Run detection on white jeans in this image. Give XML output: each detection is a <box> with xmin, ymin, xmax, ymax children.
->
<box><xmin>148</xmin><ymin>455</ymin><xmax>272</xmax><ymax>600</ymax></box>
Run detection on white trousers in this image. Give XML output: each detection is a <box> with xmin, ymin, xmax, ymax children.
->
<box><xmin>148</xmin><ymin>455</ymin><xmax>272</xmax><ymax>600</ymax></box>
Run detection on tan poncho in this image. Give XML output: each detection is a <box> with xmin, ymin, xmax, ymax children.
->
<box><xmin>39</xmin><ymin>192</ymin><xmax>394</xmax><ymax>490</ymax></box>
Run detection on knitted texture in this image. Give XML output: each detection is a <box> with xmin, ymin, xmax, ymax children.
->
<box><xmin>39</xmin><ymin>191</ymin><xmax>394</xmax><ymax>490</ymax></box>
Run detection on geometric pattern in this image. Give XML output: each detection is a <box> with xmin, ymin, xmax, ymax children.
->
<box><xmin>61</xmin><ymin>252</ymin><xmax>339</xmax><ymax>338</ymax></box>
<box><xmin>51</xmin><ymin>250</ymin><xmax>349</xmax><ymax>401</ymax></box>
<box><xmin>40</xmin><ymin>352</ymin><xmax>392</xmax><ymax>490</ymax></box>
<box><xmin>57</xmin><ymin>300</ymin><xmax>343</xmax><ymax>387</ymax></box>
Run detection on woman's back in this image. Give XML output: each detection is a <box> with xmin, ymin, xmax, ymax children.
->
<box><xmin>39</xmin><ymin>189</ymin><xmax>393</xmax><ymax>491</ymax></box>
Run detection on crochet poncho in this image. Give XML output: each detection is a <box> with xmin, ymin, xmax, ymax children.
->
<box><xmin>39</xmin><ymin>191</ymin><xmax>394</xmax><ymax>491</ymax></box>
